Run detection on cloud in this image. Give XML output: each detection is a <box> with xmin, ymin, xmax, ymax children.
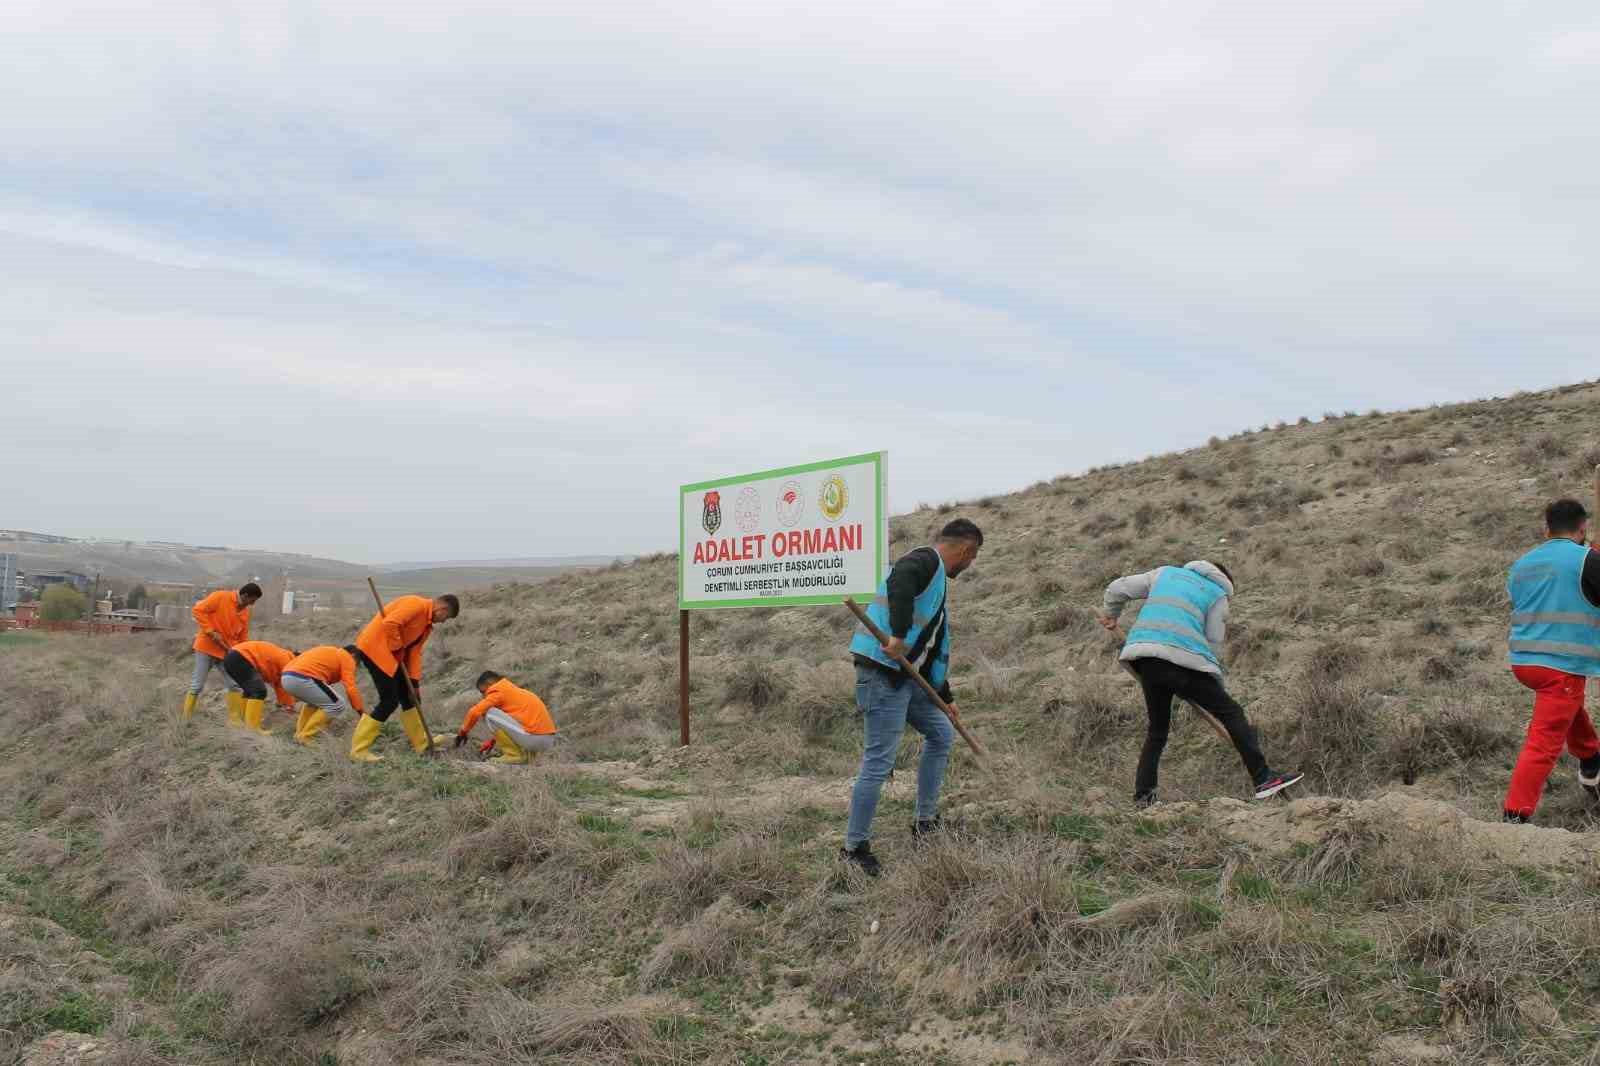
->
<box><xmin>4</xmin><ymin>1</ymin><xmax>1599</xmax><ymax>560</ymax></box>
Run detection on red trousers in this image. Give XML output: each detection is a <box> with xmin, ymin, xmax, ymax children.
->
<box><xmin>1504</xmin><ymin>665</ymin><xmax>1598</xmax><ymax>817</ymax></box>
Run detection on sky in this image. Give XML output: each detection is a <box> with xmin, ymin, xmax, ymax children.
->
<box><xmin>5</xmin><ymin>2</ymin><xmax>1599</xmax><ymax>563</ymax></box>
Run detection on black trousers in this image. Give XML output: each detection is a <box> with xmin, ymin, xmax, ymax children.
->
<box><xmin>358</xmin><ymin>651</ymin><xmax>416</xmax><ymax>722</ymax></box>
<box><xmin>1132</xmin><ymin>657</ymin><xmax>1267</xmax><ymax>797</ymax></box>
<box><xmin>221</xmin><ymin>650</ymin><xmax>269</xmax><ymax>701</ymax></box>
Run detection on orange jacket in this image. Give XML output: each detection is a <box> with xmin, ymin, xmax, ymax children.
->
<box><xmin>355</xmin><ymin>595</ymin><xmax>434</xmax><ymax>680</ymax></box>
<box><xmin>233</xmin><ymin>640</ymin><xmax>296</xmax><ymax>706</ymax></box>
<box><xmin>283</xmin><ymin>646</ymin><xmax>366</xmax><ymax>713</ymax></box>
<box><xmin>461</xmin><ymin>679</ymin><xmax>555</xmax><ymax>736</ymax></box>
<box><xmin>192</xmin><ymin>590</ymin><xmax>251</xmax><ymax>658</ymax></box>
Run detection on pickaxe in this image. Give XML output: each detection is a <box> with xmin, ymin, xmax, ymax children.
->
<box><xmin>844</xmin><ymin>597</ymin><xmax>989</xmax><ymax>767</ymax></box>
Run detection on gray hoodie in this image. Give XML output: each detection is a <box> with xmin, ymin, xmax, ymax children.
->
<box><xmin>1100</xmin><ymin>560</ymin><xmax>1234</xmax><ymax>676</ymax></box>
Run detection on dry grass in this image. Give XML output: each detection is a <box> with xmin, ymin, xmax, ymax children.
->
<box><xmin>6</xmin><ymin>380</ymin><xmax>1600</xmax><ymax>1062</ymax></box>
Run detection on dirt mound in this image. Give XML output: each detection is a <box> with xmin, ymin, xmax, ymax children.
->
<box><xmin>1182</xmin><ymin>791</ymin><xmax>1600</xmax><ymax>871</ymax></box>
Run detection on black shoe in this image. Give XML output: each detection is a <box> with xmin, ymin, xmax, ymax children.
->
<box><xmin>1253</xmin><ymin>770</ymin><xmax>1304</xmax><ymax>800</ymax></box>
<box><xmin>1503</xmin><ymin>810</ymin><xmax>1530</xmax><ymax>824</ymax></box>
<box><xmin>1581</xmin><ymin>756</ymin><xmax>1600</xmax><ymax>803</ymax></box>
<box><xmin>1134</xmin><ymin>790</ymin><xmax>1157</xmax><ymax>809</ymax></box>
<box><xmin>840</xmin><ymin>842</ymin><xmax>881</xmax><ymax>877</ymax></box>
<box><xmin>910</xmin><ymin>816</ymin><xmax>942</xmax><ymax>840</ymax></box>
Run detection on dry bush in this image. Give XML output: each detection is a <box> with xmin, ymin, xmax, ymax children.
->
<box><xmin>1516</xmin><ymin>433</ymin><xmax>1570</xmax><ymax>465</ymax></box>
<box><xmin>1448</xmin><ymin>560</ymin><xmax>1512</xmax><ymax>610</ymax></box>
<box><xmin>443</xmin><ymin>782</ymin><xmax>618</xmax><ymax>891</ymax></box>
<box><xmin>637</xmin><ymin>895</ymin><xmax>757</xmax><ymax>989</ymax></box>
<box><xmin>1385</xmin><ymin>701</ymin><xmax>1519</xmax><ymax>784</ymax></box>
<box><xmin>1039</xmin><ymin>602</ymin><xmax>1098</xmax><ymax>637</ymax></box>
<box><xmin>1286</xmin><ymin>642</ymin><xmax>1390</xmax><ymax>789</ymax></box>
<box><xmin>1080</xmin><ymin>512</ymin><xmax>1127</xmax><ymax>538</ymax></box>
<box><xmin>722</xmin><ymin>657</ymin><xmax>791</xmax><ymax>711</ymax></box>
<box><xmin>1055</xmin><ymin>673</ymin><xmax>1140</xmax><ymax>751</ymax></box>
<box><xmin>890</xmin><ymin>836</ymin><xmax>1081</xmax><ymax>976</ymax></box>
<box><xmin>786</xmin><ymin>663</ymin><xmax>854</xmax><ymax>739</ymax></box>
<box><xmin>642</xmin><ymin>833</ymin><xmax>798</xmax><ymax>920</ymax></box>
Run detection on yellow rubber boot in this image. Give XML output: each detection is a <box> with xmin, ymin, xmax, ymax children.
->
<box><xmin>243</xmin><ymin>698</ymin><xmax>274</xmax><ymax>736</ymax></box>
<box><xmin>181</xmin><ymin>693</ymin><xmax>198</xmax><ymax>722</ymax></box>
<box><xmin>297</xmin><ymin>709</ymin><xmax>330</xmax><ymax>745</ymax></box>
<box><xmin>349</xmin><ymin>715</ymin><xmax>384</xmax><ymax>763</ymax></box>
<box><xmin>397</xmin><ymin>708</ymin><xmax>432</xmax><ymax>754</ymax></box>
<box><xmin>292</xmin><ymin>705</ymin><xmax>312</xmax><ymax>741</ymax></box>
<box><xmin>225</xmin><ymin>691</ymin><xmax>245</xmax><ymax>728</ymax></box>
<box><xmin>488</xmin><ymin>729</ymin><xmax>529</xmax><ymax>765</ymax></box>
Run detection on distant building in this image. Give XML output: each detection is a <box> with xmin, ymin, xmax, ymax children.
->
<box><xmin>0</xmin><ymin>553</ymin><xmax>16</xmax><ymax>611</ymax></box>
<box><xmin>153</xmin><ymin>603</ymin><xmax>187</xmax><ymax>629</ymax></box>
<box><xmin>30</xmin><ymin>571</ymin><xmax>91</xmax><ymax>594</ymax></box>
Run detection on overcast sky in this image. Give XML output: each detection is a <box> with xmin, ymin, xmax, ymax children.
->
<box><xmin>5</xmin><ymin>2</ymin><xmax>1598</xmax><ymax>563</ymax></box>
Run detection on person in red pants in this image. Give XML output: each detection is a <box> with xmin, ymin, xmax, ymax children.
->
<box><xmin>1503</xmin><ymin>497</ymin><xmax>1600</xmax><ymax>822</ymax></box>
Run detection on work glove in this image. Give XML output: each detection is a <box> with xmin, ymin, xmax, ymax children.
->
<box><xmin>478</xmin><ymin>737</ymin><xmax>496</xmax><ymax>757</ymax></box>
<box><xmin>453</xmin><ymin>731</ymin><xmax>469</xmax><ymax>749</ymax></box>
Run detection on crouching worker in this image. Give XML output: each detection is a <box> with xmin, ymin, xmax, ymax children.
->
<box><xmin>1099</xmin><ymin>560</ymin><xmax>1301</xmax><ymax>806</ymax></box>
<box><xmin>437</xmin><ymin>670</ymin><xmax>557</xmax><ymax>765</ymax></box>
<box><xmin>1502</xmin><ymin>498</ymin><xmax>1600</xmax><ymax>823</ymax></box>
<box><xmin>349</xmin><ymin>593</ymin><xmax>460</xmax><ymax>762</ymax></box>
<box><xmin>183</xmin><ymin>582</ymin><xmax>261</xmax><ymax>724</ymax></box>
<box><xmin>221</xmin><ymin>639</ymin><xmax>298</xmax><ymax>736</ymax></box>
<box><xmin>281</xmin><ymin>644</ymin><xmax>367</xmax><ymax>745</ymax></box>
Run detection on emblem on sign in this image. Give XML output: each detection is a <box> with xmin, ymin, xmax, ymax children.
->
<box><xmin>702</xmin><ymin>491</ymin><xmax>723</xmax><ymax>535</ymax></box>
<box><xmin>818</xmin><ymin>474</ymin><xmax>849</xmax><ymax>522</ymax></box>
<box><xmin>776</xmin><ymin>480</ymin><xmax>805</xmax><ymax>528</ymax></box>
<box><xmin>735</xmin><ymin>486</ymin><xmax>762</xmax><ymax>532</ymax></box>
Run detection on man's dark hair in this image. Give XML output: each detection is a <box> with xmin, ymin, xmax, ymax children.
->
<box><xmin>1546</xmin><ymin>498</ymin><xmax>1589</xmax><ymax>535</ymax></box>
<box><xmin>476</xmin><ymin>670</ymin><xmax>504</xmax><ymax>688</ymax></box>
<box><xmin>937</xmin><ymin>518</ymin><xmax>984</xmax><ymax>546</ymax></box>
<box><xmin>438</xmin><ymin>593</ymin><xmax>461</xmax><ymax>618</ymax></box>
<box><xmin>238</xmin><ymin>582</ymin><xmax>263</xmax><ymax>599</ymax></box>
<box><xmin>343</xmin><ymin>644</ymin><xmax>359</xmax><ymax>656</ymax></box>
<box><xmin>1212</xmin><ymin>562</ymin><xmax>1234</xmax><ymax>584</ymax></box>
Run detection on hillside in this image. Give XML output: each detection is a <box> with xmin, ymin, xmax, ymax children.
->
<box><xmin>0</xmin><ymin>537</ymin><xmax>609</xmax><ymax>604</ymax></box>
<box><xmin>4</xmin><ymin>380</ymin><xmax>1600</xmax><ymax>1065</ymax></box>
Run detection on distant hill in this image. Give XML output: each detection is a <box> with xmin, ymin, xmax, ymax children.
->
<box><xmin>0</xmin><ymin>537</ymin><xmax>369</xmax><ymax>589</ymax></box>
<box><xmin>376</xmin><ymin>555</ymin><xmax>627</xmax><ymax>571</ymax></box>
<box><xmin>0</xmin><ymin>537</ymin><xmax>619</xmax><ymax>601</ymax></box>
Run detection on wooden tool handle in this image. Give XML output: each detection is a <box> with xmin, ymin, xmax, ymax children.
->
<box><xmin>845</xmin><ymin>597</ymin><xmax>988</xmax><ymax>763</ymax></box>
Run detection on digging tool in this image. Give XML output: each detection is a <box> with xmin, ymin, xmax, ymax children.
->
<box><xmin>1105</xmin><ymin>621</ymin><xmax>1232</xmax><ymax>744</ymax></box>
<box><xmin>367</xmin><ymin>578</ymin><xmax>437</xmax><ymax>755</ymax></box>
<box><xmin>843</xmin><ymin>597</ymin><xmax>989</xmax><ymax>766</ymax></box>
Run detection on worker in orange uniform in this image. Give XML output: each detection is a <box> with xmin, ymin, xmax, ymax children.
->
<box><xmin>281</xmin><ymin>644</ymin><xmax>367</xmax><ymax>745</ymax></box>
<box><xmin>184</xmin><ymin>582</ymin><xmax>262</xmax><ymax>724</ymax></box>
<box><xmin>221</xmin><ymin>639</ymin><xmax>298</xmax><ymax>736</ymax></box>
<box><xmin>438</xmin><ymin>670</ymin><xmax>557</xmax><ymax>765</ymax></box>
<box><xmin>348</xmin><ymin>593</ymin><xmax>460</xmax><ymax>762</ymax></box>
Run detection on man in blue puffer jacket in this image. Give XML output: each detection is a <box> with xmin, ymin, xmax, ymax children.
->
<box><xmin>1099</xmin><ymin>560</ymin><xmax>1302</xmax><ymax>806</ymax></box>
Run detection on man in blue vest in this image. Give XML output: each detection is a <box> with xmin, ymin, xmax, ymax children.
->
<box><xmin>1099</xmin><ymin>560</ymin><xmax>1301</xmax><ymax>806</ymax></box>
<box><xmin>842</xmin><ymin>518</ymin><xmax>984</xmax><ymax>876</ymax></box>
<box><xmin>1503</xmin><ymin>498</ymin><xmax>1600</xmax><ymax>822</ymax></box>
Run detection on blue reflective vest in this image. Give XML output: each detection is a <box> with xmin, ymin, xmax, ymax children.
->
<box><xmin>1508</xmin><ymin>539</ymin><xmax>1600</xmax><ymax>677</ymax></box>
<box><xmin>849</xmin><ymin>549</ymin><xmax>950</xmax><ymax>689</ymax></box>
<box><xmin>1125</xmin><ymin>566</ymin><xmax>1225</xmax><ymax>669</ymax></box>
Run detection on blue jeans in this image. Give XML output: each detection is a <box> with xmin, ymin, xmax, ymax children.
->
<box><xmin>845</xmin><ymin>664</ymin><xmax>954</xmax><ymax>848</ymax></box>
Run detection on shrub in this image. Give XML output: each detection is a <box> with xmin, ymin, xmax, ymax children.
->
<box><xmin>1081</xmin><ymin>513</ymin><xmax>1127</xmax><ymax>538</ymax></box>
<box><xmin>40</xmin><ymin>585</ymin><xmax>88</xmax><ymax>621</ymax></box>
<box><xmin>723</xmin><ymin>659</ymin><xmax>791</xmax><ymax>711</ymax></box>
<box><xmin>1287</xmin><ymin>642</ymin><xmax>1387</xmax><ymax>788</ymax></box>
